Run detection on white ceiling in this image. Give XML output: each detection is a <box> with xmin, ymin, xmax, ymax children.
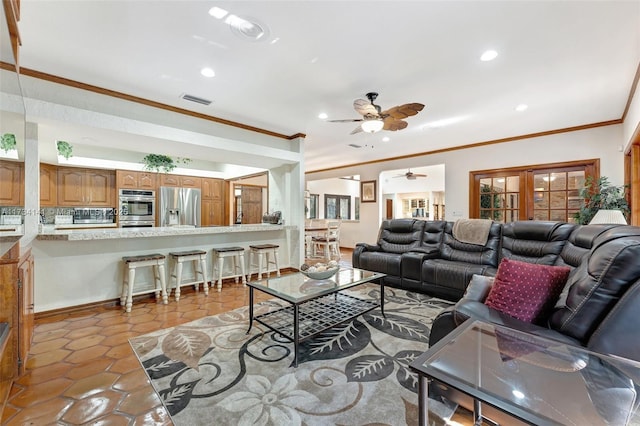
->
<box><xmin>7</xmin><ymin>1</ymin><xmax>640</xmax><ymax>173</ymax></box>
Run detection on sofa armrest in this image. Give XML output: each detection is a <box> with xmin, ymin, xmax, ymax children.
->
<box><xmin>352</xmin><ymin>243</ymin><xmax>381</xmax><ymax>268</ymax></box>
<box><xmin>401</xmin><ymin>250</ymin><xmax>438</xmax><ymax>281</ymax></box>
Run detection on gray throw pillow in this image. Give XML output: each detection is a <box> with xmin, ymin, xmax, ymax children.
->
<box><xmin>463</xmin><ymin>274</ymin><xmax>495</xmax><ymax>302</ymax></box>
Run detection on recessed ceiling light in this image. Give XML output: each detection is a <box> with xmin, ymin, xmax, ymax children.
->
<box><xmin>515</xmin><ymin>104</ymin><xmax>528</xmax><ymax>112</ymax></box>
<box><xmin>270</xmin><ymin>37</ymin><xmax>280</xmax><ymax>45</ymax></box>
<box><xmin>318</xmin><ymin>112</ymin><xmax>328</xmax><ymax>119</ymax></box>
<box><xmin>382</xmin><ymin>136</ymin><xmax>390</xmax><ymax>142</ymax></box>
<box><xmin>208</xmin><ymin>7</ymin><xmax>228</xmax><ymax>19</ymax></box>
<box><xmin>200</xmin><ymin>67</ymin><xmax>215</xmax><ymax>78</ymax></box>
<box><xmin>480</xmin><ymin>50</ymin><xmax>498</xmax><ymax>61</ymax></box>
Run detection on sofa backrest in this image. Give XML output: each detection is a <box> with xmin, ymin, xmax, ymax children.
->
<box><xmin>554</xmin><ymin>224</ymin><xmax>623</xmax><ymax>268</ymax></box>
<box><xmin>550</xmin><ymin>225</ymin><xmax>640</xmax><ymax>345</ymax></box>
<box><xmin>419</xmin><ymin>220</ymin><xmax>447</xmax><ymax>251</ymax></box>
<box><xmin>377</xmin><ymin>219</ymin><xmax>425</xmax><ymax>254</ymax></box>
<box><xmin>439</xmin><ymin>221</ymin><xmax>502</xmax><ymax>267</ymax></box>
<box><xmin>501</xmin><ymin>221</ymin><xmax>575</xmax><ymax>265</ymax></box>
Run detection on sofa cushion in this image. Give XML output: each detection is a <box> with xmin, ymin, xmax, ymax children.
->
<box><xmin>551</xmin><ymin>226</ymin><xmax>640</xmax><ymax>343</ymax></box>
<box><xmin>377</xmin><ymin>219</ymin><xmax>425</xmax><ymax>254</ymax></box>
<box><xmin>422</xmin><ymin>259</ymin><xmax>498</xmax><ymax>295</ymax></box>
<box><xmin>484</xmin><ymin>258</ymin><xmax>571</xmax><ymax>323</ymax></box>
<box><xmin>501</xmin><ymin>221</ymin><xmax>575</xmax><ymax>265</ymax></box>
<box><xmin>355</xmin><ymin>251</ymin><xmax>403</xmax><ymax>277</ymax></box>
<box><xmin>440</xmin><ymin>221</ymin><xmax>501</xmax><ymax>267</ymax></box>
<box><xmin>555</xmin><ymin>224</ymin><xmax>622</xmax><ymax>268</ymax></box>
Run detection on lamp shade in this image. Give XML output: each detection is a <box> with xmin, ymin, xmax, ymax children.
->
<box><xmin>361</xmin><ymin>119</ymin><xmax>384</xmax><ymax>133</ymax></box>
<box><xmin>588</xmin><ymin>209</ymin><xmax>627</xmax><ymax>225</ymax></box>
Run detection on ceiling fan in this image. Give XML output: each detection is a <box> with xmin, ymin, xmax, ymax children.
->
<box><xmin>328</xmin><ymin>92</ymin><xmax>425</xmax><ymax>134</ymax></box>
<box><xmin>394</xmin><ymin>169</ymin><xmax>428</xmax><ymax>180</ymax></box>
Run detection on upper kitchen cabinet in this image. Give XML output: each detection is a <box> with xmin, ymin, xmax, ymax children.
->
<box><xmin>202</xmin><ymin>178</ymin><xmax>225</xmax><ymax>226</ymax></box>
<box><xmin>0</xmin><ymin>160</ymin><xmax>23</xmax><ymax>206</ymax></box>
<box><xmin>39</xmin><ymin>164</ymin><xmax>58</xmax><ymax>207</ymax></box>
<box><xmin>202</xmin><ymin>178</ymin><xmax>223</xmax><ymax>200</ymax></box>
<box><xmin>116</xmin><ymin>170</ymin><xmax>157</xmax><ymax>190</ymax></box>
<box><xmin>57</xmin><ymin>166</ymin><xmax>115</xmax><ymax>207</ymax></box>
<box><xmin>159</xmin><ymin>174</ymin><xmax>202</xmax><ymax>188</ymax></box>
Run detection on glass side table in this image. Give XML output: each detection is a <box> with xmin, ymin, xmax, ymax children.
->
<box><xmin>410</xmin><ymin>320</ymin><xmax>640</xmax><ymax>426</ymax></box>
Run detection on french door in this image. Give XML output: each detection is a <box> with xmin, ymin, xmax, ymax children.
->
<box><xmin>470</xmin><ymin>160</ymin><xmax>599</xmax><ymax>223</ymax></box>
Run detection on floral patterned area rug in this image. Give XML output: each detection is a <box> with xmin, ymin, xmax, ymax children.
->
<box><xmin>129</xmin><ymin>285</ymin><xmax>454</xmax><ymax>426</ymax></box>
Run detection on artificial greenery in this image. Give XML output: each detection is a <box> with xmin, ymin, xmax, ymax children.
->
<box><xmin>573</xmin><ymin>176</ymin><xmax>630</xmax><ymax>224</ymax></box>
<box><xmin>142</xmin><ymin>154</ymin><xmax>191</xmax><ymax>173</ymax></box>
<box><xmin>1</xmin><ymin>133</ymin><xmax>16</xmax><ymax>153</ymax></box>
<box><xmin>56</xmin><ymin>140</ymin><xmax>73</xmax><ymax>159</ymax></box>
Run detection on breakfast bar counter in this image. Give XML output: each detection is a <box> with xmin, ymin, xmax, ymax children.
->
<box><xmin>33</xmin><ymin>224</ymin><xmax>302</xmax><ymax>313</ymax></box>
<box><xmin>37</xmin><ymin>224</ymin><xmax>287</xmax><ymax>241</ymax></box>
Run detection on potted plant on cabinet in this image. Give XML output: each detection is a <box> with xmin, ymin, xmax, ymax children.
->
<box><xmin>56</xmin><ymin>140</ymin><xmax>73</xmax><ymax>159</ymax></box>
<box><xmin>573</xmin><ymin>176</ymin><xmax>629</xmax><ymax>224</ymax></box>
<box><xmin>1</xmin><ymin>133</ymin><xmax>16</xmax><ymax>153</ymax></box>
<box><xmin>142</xmin><ymin>154</ymin><xmax>191</xmax><ymax>173</ymax></box>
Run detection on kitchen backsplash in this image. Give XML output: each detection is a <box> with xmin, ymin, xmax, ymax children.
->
<box><xmin>0</xmin><ymin>206</ymin><xmax>75</xmax><ymax>224</ymax></box>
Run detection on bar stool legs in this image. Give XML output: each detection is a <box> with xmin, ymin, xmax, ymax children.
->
<box><xmin>248</xmin><ymin>244</ymin><xmax>281</xmax><ymax>281</ymax></box>
<box><xmin>212</xmin><ymin>247</ymin><xmax>247</xmax><ymax>292</ymax></box>
<box><xmin>121</xmin><ymin>254</ymin><xmax>168</xmax><ymax>313</ymax></box>
<box><xmin>169</xmin><ymin>250</ymin><xmax>209</xmax><ymax>301</ymax></box>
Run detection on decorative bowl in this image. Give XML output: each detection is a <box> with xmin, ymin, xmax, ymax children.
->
<box><xmin>300</xmin><ymin>266</ymin><xmax>340</xmax><ymax>280</ymax></box>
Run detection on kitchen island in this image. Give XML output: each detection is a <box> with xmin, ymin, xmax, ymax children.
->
<box><xmin>34</xmin><ymin>224</ymin><xmax>301</xmax><ymax>313</ymax></box>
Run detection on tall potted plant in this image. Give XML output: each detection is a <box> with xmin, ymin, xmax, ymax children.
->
<box><xmin>573</xmin><ymin>176</ymin><xmax>629</xmax><ymax>224</ymax></box>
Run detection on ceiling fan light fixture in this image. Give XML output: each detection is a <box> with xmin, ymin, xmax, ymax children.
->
<box><xmin>361</xmin><ymin>119</ymin><xmax>384</xmax><ymax>133</ymax></box>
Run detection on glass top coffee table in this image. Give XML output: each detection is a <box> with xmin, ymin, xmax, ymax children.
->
<box><xmin>246</xmin><ymin>267</ymin><xmax>385</xmax><ymax>367</ymax></box>
<box><xmin>410</xmin><ymin>320</ymin><xmax>640</xmax><ymax>426</ymax></box>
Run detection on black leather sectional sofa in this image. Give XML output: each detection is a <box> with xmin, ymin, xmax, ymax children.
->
<box><xmin>353</xmin><ymin>218</ymin><xmax>640</xmax><ymax>364</ymax></box>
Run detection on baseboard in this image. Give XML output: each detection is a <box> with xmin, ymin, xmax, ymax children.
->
<box><xmin>35</xmin><ymin>267</ymin><xmax>300</xmax><ymax>319</ymax></box>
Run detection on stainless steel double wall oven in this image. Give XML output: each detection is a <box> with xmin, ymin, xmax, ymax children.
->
<box><xmin>118</xmin><ymin>189</ymin><xmax>155</xmax><ymax>227</ymax></box>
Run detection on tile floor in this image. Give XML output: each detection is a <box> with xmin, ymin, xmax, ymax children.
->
<box><xmin>1</xmin><ymin>249</ymin><xmax>474</xmax><ymax>426</ymax></box>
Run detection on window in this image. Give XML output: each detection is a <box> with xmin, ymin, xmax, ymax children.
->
<box><xmin>308</xmin><ymin>194</ymin><xmax>319</xmax><ymax>219</ymax></box>
<box><xmin>325</xmin><ymin>194</ymin><xmax>351</xmax><ymax>219</ymax></box>
<box><xmin>470</xmin><ymin>160</ymin><xmax>598</xmax><ymax>223</ymax></box>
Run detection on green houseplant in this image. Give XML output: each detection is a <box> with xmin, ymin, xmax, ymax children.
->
<box><xmin>56</xmin><ymin>140</ymin><xmax>73</xmax><ymax>159</ymax></box>
<box><xmin>573</xmin><ymin>176</ymin><xmax>629</xmax><ymax>224</ymax></box>
<box><xmin>142</xmin><ymin>154</ymin><xmax>191</xmax><ymax>173</ymax></box>
<box><xmin>1</xmin><ymin>133</ymin><xmax>16</xmax><ymax>153</ymax></box>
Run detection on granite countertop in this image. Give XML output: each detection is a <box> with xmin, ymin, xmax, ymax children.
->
<box><xmin>37</xmin><ymin>224</ymin><xmax>293</xmax><ymax>241</ymax></box>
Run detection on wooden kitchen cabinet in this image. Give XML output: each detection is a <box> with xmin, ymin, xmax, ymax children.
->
<box><xmin>116</xmin><ymin>170</ymin><xmax>157</xmax><ymax>190</ymax></box>
<box><xmin>39</xmin><ymin>163</ymin><xmax>58</xmax><ymax>207</ymax></box>
<box><xmin>57</xmin><ymin>166</ymin><xmax>115</xmax><ymax>207</ymax></box>
<box><xmin>159</xmin><ymin>174</ymin><xmax>202</xmax><ymax>188</ymax></box>
<box><xmin>0</xmin><ymin>160</ymin><xmax>23</xmax><ymax>206</ymax></box>
<box><xmin>201</xmin><ymin>177</ymin><xmax>225</xmax><ymax>226</ymax></box>
<box><xmin>0</xmin><ymin>243</ymin><xmax>34</xmax><ymax>411</ymax></box>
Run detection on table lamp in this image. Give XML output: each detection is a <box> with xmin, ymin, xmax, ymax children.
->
<box><xmin>588</xmin><ymin>209</ymin><xmax>627</xmax><ymax>225</ymax></box>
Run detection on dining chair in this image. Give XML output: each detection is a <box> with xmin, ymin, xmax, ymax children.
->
<box><xmin>312</xmin><ymin>220</ymin><xmax>341</xmax><ymax>260</ymax></box>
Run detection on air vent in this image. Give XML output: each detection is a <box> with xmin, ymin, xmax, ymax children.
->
<box><xmin>180</xmin><ymin>93</ymin><xmax>212</xmax><ymax>106</ymax></box>
<box><xmin>348</xmin><ymin>143</ymin><xmax>362</xmax><ymax>148</ymax></box>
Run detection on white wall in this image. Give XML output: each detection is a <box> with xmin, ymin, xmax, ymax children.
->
<box><xmin>307</xmin><ymin>124</ymin><xmax>626</xmax><ymax>246</ymax></box>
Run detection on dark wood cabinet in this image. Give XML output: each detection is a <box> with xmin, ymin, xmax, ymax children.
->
<box><xmin>202</xmin><ymin>178</ymin><xmax>224</xmax><ymax>226</ymax></box>
<box><xmin>116</xmin><ymin>170</ymin><xmax>157</xmax><ymax>190</ymax></box>
<box><xmin>0</xmin><ymin>160</ymin><xmax>23</xmax><ymax>206</ymax></box>
<box><xmin>57</xmin><ymin>167</ymin><xmax>115</xmax><ymax>207</ymax></box>
<box><xmin>39</xmin><ymin>163</ymin><xmax>58</xmax><ymax>207</ymax></box>
<box><xmin>159</xmin><ymin>174</ymin><xmax>201</xmax><ymax>188</ymax></box>
<box><xmin>0</xmin><ymin>243</ymin><xmax>34</xmax><ymax>411</ymax></box>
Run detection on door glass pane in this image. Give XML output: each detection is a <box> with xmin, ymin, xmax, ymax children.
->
<box><xmin>550</xmin><ymin>172</ymin><xmax>565</xmax><ymax>190</ymax></box>
<box><xmin>535</xmin><ymin>192</ymin><xmax>548</xmax><ymax>209</ymax></box>
<box><xmin>534</xmin><ymin>210</ymin><xmax>549</xmax><ymax>220</ymax></box>
<box><xmin>534</xmin><ymin>174</ymin><xmax>549</xmax><ymax>190</ymax></box>
<box><xmin>568</xmin><ymin>171</ymin><xmax>585</xmax><ymax>189</ymax></box>
<box><xmin>492</xmin><ymin>178</ymin><xmax>505</xmax><ymax>193</ymax></box>
<box><xmin>506</xmin><ymin>176</ymin><xmax>519</xmax><ymax>192</ymax></box>
<box><xmin>550</xmin><ymin>210</ymin><xmax>566</xmax><ymax>222</ymax></box>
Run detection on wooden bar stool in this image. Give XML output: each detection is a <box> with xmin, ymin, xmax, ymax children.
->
<box><xmin>169</xmin><ymin>250</ymin><xmax>209</xmax><ymax>301</ymax></box>
<box><xmin>248</xmin><ymin>244</ymin><xmax>281</xmax><ymax>281</ymax></box>
<box><xmin>121</xmin><ymin>253</ymin><xmax>168</xmax><ymax>313</ymax></box>
<box><xmin>211</xmin><ymin>246</ymin><xmax>247</xmax><ymax>291</ymax></box>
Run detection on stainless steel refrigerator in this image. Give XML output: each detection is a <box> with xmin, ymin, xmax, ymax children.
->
<box><xmin>159</xmin><ymin>186</ymin><xmax>201</xmax><ymax>227</ymax></box>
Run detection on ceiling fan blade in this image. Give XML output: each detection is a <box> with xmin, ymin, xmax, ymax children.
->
<box><xmin>350</xmin><ymin>124</ymin><xmax>363</xmax><ymax>135</ymax></box>
<box><xmin>413</xmin><ymin>174</ymin><xmax>428</xmax><ymax>177</ymax></box>
<box><xmin>354</xmin><ymin>98</ymin><xmax>378</xmax><ymax>116</ymax></box>
<box><xmin>328</xmin><ymin>118</ymin><xmax>364</xmax><ymax>123</ymax></box>
<box><xmin>383</xmin><ymin>117</ymin><xmax>408</xmax><ymax>131</ymax></box>
<box><xmin>381</xmin><ymin>103</ymin><xmax>425</xmax><ymax>119</ymax></box>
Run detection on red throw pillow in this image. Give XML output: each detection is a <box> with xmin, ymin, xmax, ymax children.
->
<box><xmin>484</xmin><ymin>258</ymin><xmax>571</xmax><ymax>324</ymax></box>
